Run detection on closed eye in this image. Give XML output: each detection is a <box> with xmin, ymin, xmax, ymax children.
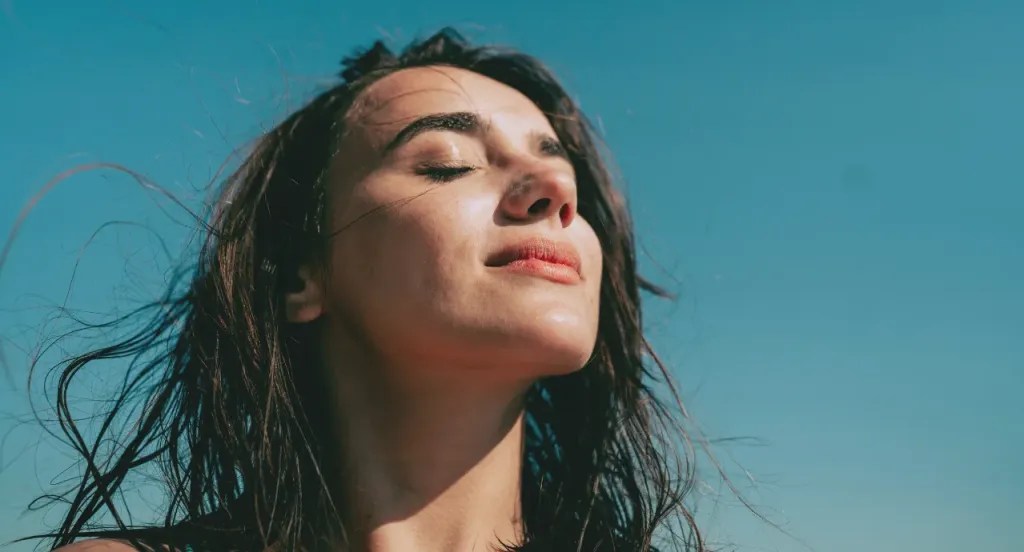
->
<box><xmin>415</xmin><ymin>162</ymin><xmax>477</xmax><ymax>183</ymax></box>
<box><xmin>538</xmin><ymin>136</ymin><xmax>567</xmax><ymax>158</ymax></box>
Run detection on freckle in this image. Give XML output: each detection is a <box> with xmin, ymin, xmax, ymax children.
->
<box><xmin>508</xmin><ymin>180</ymin><xmax>529</xmax><ymax>198</ymax></box>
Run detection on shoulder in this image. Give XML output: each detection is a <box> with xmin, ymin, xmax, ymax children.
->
<box><xmin>53</xmin><ymin>539</ymin><xmax>180</xmax><ymax>552</ymax></box>
<box><xmin>53</xmin><ymin>540</ymin><xmax>136</xmax><ymax>551</ymax></box>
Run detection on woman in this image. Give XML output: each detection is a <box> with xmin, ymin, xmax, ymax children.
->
<box><xmin>30</xmin><ymin>28</ymin><xmax>702</xmax><ymax>551</ymax></box>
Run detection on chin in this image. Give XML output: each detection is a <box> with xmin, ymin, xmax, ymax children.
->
<box><xmin>515</xmin><ymin>323</ymin><xmax>597</xmax><ymax>377</ymax></box>
<box><xmin>537</xmin><ymin>353</ymin><xmax>593</xmax><ymax>377</ymax></box>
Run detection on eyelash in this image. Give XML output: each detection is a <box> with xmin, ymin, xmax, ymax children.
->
<box><xmin>415</xmin><ymin>162</ymin><xmax>477</xmax><ymax>183</ymax></box>
<box><xmin>539</xmin><ymin>138</ymin><xmax>566</xmax><ymax>157</ymax></box>
<box><xmin>413</xmin><ymin>139</ymin><xmax>564</xmax><ymax>183</ymax></box>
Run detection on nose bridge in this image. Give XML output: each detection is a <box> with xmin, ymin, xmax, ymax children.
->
<box><xmin>501</xmin><ymin>155</ymin><xmax>578</xmax><ymax>228</ymax></box>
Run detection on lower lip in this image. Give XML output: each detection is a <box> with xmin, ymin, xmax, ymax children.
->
<box><xmin>495</xmin><ymin>258</ymin><xmax>581</xmax><ymax>284</ymax></box>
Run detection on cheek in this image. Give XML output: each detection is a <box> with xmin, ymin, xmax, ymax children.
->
<box><xmin>335</xmin><ymin>211</ymin><xmax>434</xmax><ymax>299</ymax></box>
<box><xmin>326</xmin><ymin>193</ymin><xmax>483</xmax><ymax>335</ymax></box>
<box><xmin>581</xmin><ymin>228</ymin><xmax>604</xmax><ymax>308</ymax></box>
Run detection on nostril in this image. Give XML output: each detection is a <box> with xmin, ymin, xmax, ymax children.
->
<box><xmin>528</xmin><ymin>198</ymin><xmax>550</xmax><ymax>216</ymax></box>
<box><xmin>559</xmin><ymin>203</ymin><xmax>572</xmax><ymax>223</ymax></box>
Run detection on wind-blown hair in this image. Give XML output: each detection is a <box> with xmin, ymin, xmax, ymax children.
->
<box><xmin>19</xmin><ymin>28</ymin><xmax>704</xmax><ymax>551</ymax></box>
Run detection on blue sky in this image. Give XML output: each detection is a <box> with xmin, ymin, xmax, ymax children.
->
<box><xmin>1</xmin><ymin>1</ymin><xmax>1022</xmax><ymax>551</ymax></box>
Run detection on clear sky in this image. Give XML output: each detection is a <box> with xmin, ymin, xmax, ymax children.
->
<box><xmin>1</xmin><ymin>1</ymin><xmax>1022</xmax><ymax>551</ymax></box>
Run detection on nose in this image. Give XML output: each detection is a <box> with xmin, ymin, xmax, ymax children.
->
<box><xmin>498</xmin><ymin>163</ymin><xmax>578</xmax><ymax>228</ymax></box>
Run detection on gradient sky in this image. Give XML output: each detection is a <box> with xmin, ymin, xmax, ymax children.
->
<box><xmin>1</xmin><ymin>1</ymin><xmax>1022</xmax><ymax>551</ymax></box>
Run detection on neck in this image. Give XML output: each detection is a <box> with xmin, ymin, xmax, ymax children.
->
<box><xmin>324</xmin><ymin>347</ymin><xmax>530</xmax><ymax>552</ymax></box>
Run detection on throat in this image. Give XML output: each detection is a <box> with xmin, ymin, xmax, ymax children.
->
<box><xmin>335</xmin><ymin>382</ymin><xmax>529</xmax><ymax>552</ymax></box>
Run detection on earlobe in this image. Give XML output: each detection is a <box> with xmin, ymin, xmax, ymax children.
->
<box><xmin>284</xmin><ymin>265</ymin><xmax>325</xmax><ymax>323</ymax></box>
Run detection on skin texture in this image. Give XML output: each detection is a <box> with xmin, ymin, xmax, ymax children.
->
<box><xmin>299</xmin><ymin>66</ymin><xmax>603</xmax><ymax>551</ymax></box>
<box><xmin>57</xmin><ymin>66</ymin><xmax>603</xmax><ymax>551</ymax></box>
<box><xmin>293</xmin><ymin>65</ymin><xmax>602</xmax><ymax>384</ymax></box>
<box><xmin>52</xmin><ymin>542</ymin><xmax>134</xmax><ymax>551</ymax></box>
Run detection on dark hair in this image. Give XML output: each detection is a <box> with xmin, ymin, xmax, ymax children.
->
<box><xmin>16</xmin><ymin>28</ymin><xmax>706</xmax><ymax>551</ymax></box>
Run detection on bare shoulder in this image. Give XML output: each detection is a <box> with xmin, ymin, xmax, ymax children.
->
<box><xmin>53</xmin><ymin>539</ymin><xmax>144</xmax><ymax>551</ymax></box>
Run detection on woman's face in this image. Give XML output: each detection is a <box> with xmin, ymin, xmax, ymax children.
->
<box><xmin>311</xmin><ymin>66</ymin><xmax>602</xmax><ymax>384</ymax></box>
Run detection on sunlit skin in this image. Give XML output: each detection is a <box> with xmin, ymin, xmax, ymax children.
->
<box><xmin>57</xmin><ymin>65</ymin><xmax>602</xmax><ymax>552</ymax></box>
<box><xmin>298</xmin><ymin>65</ymin><xmax>603</xmax><ymax>551</ymax></box>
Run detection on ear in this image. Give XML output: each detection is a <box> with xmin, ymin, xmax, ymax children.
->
<box><xmin>285</xmin><ymin>264</ymin><xmax>325</xmax><ymax>323</ymax></box>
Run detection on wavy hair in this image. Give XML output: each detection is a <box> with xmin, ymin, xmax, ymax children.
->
<box><xmin>15</xmin><ymin>28</ymin><xmax>705</xmax><ymax>551</ymax></box>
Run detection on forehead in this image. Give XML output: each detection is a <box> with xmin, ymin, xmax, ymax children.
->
<box><xmin>345</xmin><ymin>66</ymin><xmax>556</xmax><ymax>147</ymax></box>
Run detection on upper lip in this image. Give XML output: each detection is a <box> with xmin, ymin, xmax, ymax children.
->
<box><xmin>486</xmin><ymin>237</ymin><xmax>582</xmax><ymax>275</ymax></box>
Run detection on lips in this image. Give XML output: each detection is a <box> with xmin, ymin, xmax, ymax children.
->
<box><xmin>485</xmin><ymin>237</ymin><xmax>582</xmax><ymax>275</ymax></box>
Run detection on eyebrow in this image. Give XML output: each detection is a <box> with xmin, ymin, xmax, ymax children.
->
<box><xmin>380</xmin><ymin>111</ymin><xmax>567</xmax><ymax>160</ymax></box>
<box><xmin>381</xmin><ymin>111</ymin><xmax>483</xmax><ymax>154</ymax></box>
